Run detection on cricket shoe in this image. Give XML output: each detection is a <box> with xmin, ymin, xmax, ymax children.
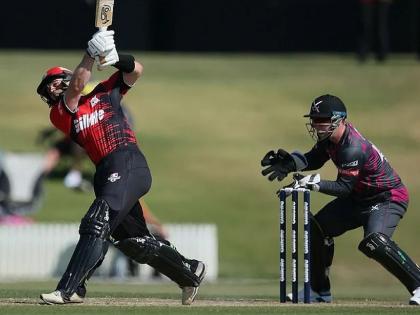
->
<box><xmin>409</xmin><ymin>287</ymin><xmax>420</xmax><ymax>305</ymax></box>
<box><xmin>181</xmin><ymin>261</ymin><xmax>207</xmax><ymax>305</ymax></box>
<box><xmin>40</xmin><ymin>290</ymin><xmax>84</xmax><ymax>305</ymax></box>
<box><xmin>286</xmin><ymin>288</ymin><xmax>332</xmax><ymax>303</ymax></box>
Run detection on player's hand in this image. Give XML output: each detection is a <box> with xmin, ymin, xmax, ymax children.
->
<box><xmin>261</xmin><ymin>149</ymin><xmax>296</xmax><ymax>181</ymax></box>
<box><xmin>87</xmin><ymin>30</ymin><xmax>115</xmax><ymax>58</ymax></box>
<box><xmin>294</xmin><ymin>173</ymin><xmax>321</xmax><ymax>191</ymax></box>
<box><xmin>97</xmin><ymin>47</ymin><xmax>119</xmax><ymax>70</ymax></box>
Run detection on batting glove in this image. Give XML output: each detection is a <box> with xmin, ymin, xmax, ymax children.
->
<box><xmin>294</xmin><ymin>173</ymin><xmax>321</xmax><ymax>191</ymax></box>
<box><xmin>87</xmin><ymin>30</ymin><xmax>115</xmax><ymax>58</ymax></box>
<box><xmin>96</xmin><ymin>47</ymin><xmax>119</xmax><ymax>70</ymax></box>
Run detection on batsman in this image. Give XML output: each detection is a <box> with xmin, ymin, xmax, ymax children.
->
<box><xmin>36</xmin><ymin>29</ymin><xmax>205</xmax><ymax>305</ymax></box>
<box><xmin>261</xmin><ymin>94</ymin><xmax>420</xmax><ymax>305</ymax></box>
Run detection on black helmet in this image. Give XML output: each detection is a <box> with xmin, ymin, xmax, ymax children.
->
<box><xmin>304</xmin><ymin>94</ymin><xmax>347</xmax><ymax>119</ymax></box>
<box><xmin>305</xmin><ymin>94</ymin><xmax>347</xmax><ymax>142</ymax></box>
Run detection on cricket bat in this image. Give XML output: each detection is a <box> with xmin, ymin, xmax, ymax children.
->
<box><xmin>95</xmin><ymin>0</ymin><xmax>114</xmax><ymax>30</ymax></box>
<box><xmin>95</xmin><ymin>0</ymin><xmax>115</xmax><ymax>69</ymax></box>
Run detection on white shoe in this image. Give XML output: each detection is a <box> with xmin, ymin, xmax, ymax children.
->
<box><xmin>410</xmin><ymin>287</ymin><xmax>420</xmax><ymax>305</ymax></box>
<box><xmin>40</xmin><ymin>290</ymin><xmax>84</xmax><ymax>305</ymax></box>
<box><xmin>286</xmin><ymin>288</ymin><xmax>332</xmax><ymax>303</ymax></box>
<box><xmin>181</xmin><ymin>261</ymin><xmax>207</xmax><ymax>305</ymax></box>
<box><xmin>69</xmin><ymin>292</ymin><xmax>84</xmax><ymax>303</ymax></box>
<box><xmin>182</xmin><ymin>286</ymin><xmax>200</xmax><ymax>306</ymax></box>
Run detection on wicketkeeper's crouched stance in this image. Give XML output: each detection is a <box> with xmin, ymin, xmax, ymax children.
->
<box><xmin>36</xmin><ymin>30</ymin><xmax>206</xmax><ymax>305</ymax></box>
<box><xmin>261</xmin><ymin>94</ymin><xmax>420</xmax><ymax>305</ymax></box>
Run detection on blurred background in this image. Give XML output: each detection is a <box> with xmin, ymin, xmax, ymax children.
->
<box><xmin>3</xmin><ymin>0</ymin><xmax>420</xmax><ymax>56</ymax></box>
<box><xmin>0</xmin><ymin>0</ymin><xmax>419</xmax><ymax>299</ymax></box>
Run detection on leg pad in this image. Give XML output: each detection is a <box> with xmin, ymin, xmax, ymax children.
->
<box><xmin>359</xmin><ymin>232</ymin><xmax>420</xmax><ymax>293</ymax></box>
<box><xmin>115</xmin><ymin>236</ymin><xmax>202</xmax><ymax>287</ymax></box>
<box><xmin>57</xmin><ymin>199</ymin><xmax>111</xmax><ymax>298</ymax></box>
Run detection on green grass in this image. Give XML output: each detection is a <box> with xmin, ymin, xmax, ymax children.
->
<box><xmin>0</xmin><ymin>280</ymin><xmax>419</xmax><ymax>315</ymax></box>
<box><xmin>0</xmin><ymin>51</ymin><xmax>419</xmax><ymax>285</ymax></box>
<box><xmin>1</xmin><ymin>305</ymin><xmax>418</xmax><ymax>315</ymax></box>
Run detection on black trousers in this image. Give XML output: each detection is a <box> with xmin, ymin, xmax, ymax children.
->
<box><xmin>359</xmin><ymin>1</ymin><xmax>391</xmax><ymax>62</ymax></box>
<box><xmin>94</xmin><ymin>145</ymin><xmax>152</xmax><ymax>241</ymax></box>
<box><xmin>310</xmin><ymin>196</ymin><xmax>407</xmax><ymax>293</ymax></box>
<box><xmin>315</xmin><ymin>197</ymin><xmax>406</xmax><ymax>239</ymax></box>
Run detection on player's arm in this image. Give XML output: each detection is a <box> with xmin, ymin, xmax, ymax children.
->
<box><xmin>302</xmin><ymin>143</ymin><xmax>330</xmax><ymax>171</ymax></box>
<box><xmin>260</xmin><ymin>145</ymin><xmax>325</xmax><ymax>182</ymax></box>
<box><xmin>64</xmin><ymin>54</ymin><xmax>94</xmax><ymax>112</ymax></box>
<box><xmin>317</xmin><ymin>146</ymin><xmax>364</xmax><ymax>197</ymax></box>
<box><xmin>113</xmin><ymin>54</ymin><xmax>144</xmax><ymax>86</ymax></box>
<box><xmin>98</xmin><ymin>50</ymin><xmax>143</xmax><ymax>87</ymax></box>
<box><xmin>65</xmin><ymin>31</ymin><xmax>115</xmax><ymax>112</ymax></box>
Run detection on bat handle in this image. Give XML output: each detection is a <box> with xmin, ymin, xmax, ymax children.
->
<box><xmin>96</xmin><ymin>26</ymin><xmax>108</xmax><ymax>71</ymax></box>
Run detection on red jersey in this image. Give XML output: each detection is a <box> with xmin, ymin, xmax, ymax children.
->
<box><xmin>50</xmin><ymin>71</ymin><xmax>137</xmax><ymax>164</ymax></box>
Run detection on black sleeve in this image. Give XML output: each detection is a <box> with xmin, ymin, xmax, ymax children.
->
<box><xmin>112</xmin><ymin>54</ymin><xmax>135</xmax><ymax>73</ymax></box>
<box><xmin>318</xmin><ymin>146</ymin><xmax>365</xmax><ymax>197</ymax></box>
<box><xmin>303</xmin><ymin>143</ymin><xmax>330</xmax><ymax>171</ymax></box>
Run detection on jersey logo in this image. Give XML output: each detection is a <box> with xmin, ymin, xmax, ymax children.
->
<box><xmin>135</xmin><ymin>238</ymin><xmax>146</xmax><ymax>244</ymax></box>
<box><xmin>366</xmin><ymin>242</ymin><xmax>376</xmax><ymax>252</ymax></box>
<box><xmin>371</xmin><ymin>204</ymin><xmax>379</xmax><ymax>212</ymax></box>
<box><xmin>341</xmin><ymin>160</ymin><xmax>358</xmax><ymax>168</ymax></box>
<box><xmin>107</xmin><ymin>173</ymin><xmax>121</xmax><ymax>183</ymax></box>
<box><xmin>90</xmin><ymin>95</ymin><xmax>100</xmax><ymax>107</ymax></box>
<box><xmin>74</xmin><ymin>109</ymin><xmax>105</xmax><ymax>133</ymax></box>
<box><xmin>338</xmin><ymin>168</ymin><xmax>359</xmax><ymax>177</ymax></box>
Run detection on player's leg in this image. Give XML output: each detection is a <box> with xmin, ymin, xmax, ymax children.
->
<box><xmin>358</xmin><ymin>1</ymin><xmax>374</xmax><ymax>62</ymax></box>
<box><xmin>290</xmin><ymin>197</ymin><xmax>362</xmax><ymax>302</ymax></box>
<box><xmin>376</xmin><ymin>0</ymin><xmax>390</xmax><ymax>61</ymax></box>
<box><xmin>309</xmin><ymin>215</ymin><xmax>334</xmax><ymax>297</ymax></box>
<box><xmin>113</xmin><ymin>234</ymin><xmax>206</xmax><ymax>285</ymax></box>
<box><xmin>112</xmin><ymin>201</ymin><xmax>206</xmax><ymax>305</ymax></box>
<box><xmin>58</xmin><ymin>165</ymin><xmax>151</xmax><ymax>302</ymax></box>
<box><xmin>41</xmin><ymin>158</ymin><xmax>147</xmax><ymax>304</ymax></box>
<box><xmin>40</xmin><ymin>198</ymin><xmax>111</xmax><ymax>304</ymax></box>
<box><xmin>358</xmin><ymin>201</ymin><xmax>420</xmax><ymax>304</ymax></box>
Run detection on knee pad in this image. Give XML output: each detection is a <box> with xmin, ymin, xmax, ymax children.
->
<box><xmin>359</xmin><ymin>232</ymin><xmax>420</xmax><ymax>293</ymax></box>
<box><xmin>79</xmin><ymin>198</ymin><xmax>111</xmax><ymax>239</ymax></box>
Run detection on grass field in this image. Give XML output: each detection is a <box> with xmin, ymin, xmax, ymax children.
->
<box><xmin>0</xmin><ymin>280</ymin><xmax>419</xmax><ymax>315</ymax></box>
<box><xmin>0</xmin><ymin>52</ymin><xmax>420</xmax><ymax>312</ymax></box>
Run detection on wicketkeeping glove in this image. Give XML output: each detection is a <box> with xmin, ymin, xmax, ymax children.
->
<box><xmin>261</xmin><ymin>149</ymin><xmax>296</xmax><ymax>182</ymax></box>
<box><xmin>87</xmin><ymin>30</ymin><xmax>115</xmax><ymax>58</ymax></box>
<box><xmin>294</xmin><ymin>173</ymin><xmax>321</xmax><ymax>191</ymax></box>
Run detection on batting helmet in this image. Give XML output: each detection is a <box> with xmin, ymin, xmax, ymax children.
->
<box><xmin>37</xmin><ymin>67</ymin><xmax>73</xmax><ymax>106</ymax></box>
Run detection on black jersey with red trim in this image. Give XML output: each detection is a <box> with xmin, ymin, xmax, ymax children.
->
<box><xmin>303</xmin><ymin>123</ymin><xmax>409</xmax><ymax>206</ymax></box>
<box><xmin>49</xmin><ymin>71</ymin><xmax>137</xmax><ymax>164</ymax></box>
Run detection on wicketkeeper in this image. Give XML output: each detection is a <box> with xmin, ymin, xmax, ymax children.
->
<box><xmin>261</xmin><ymin>94</ymin><xmax>420</xmax><ymax>305</ymax></box>
<box><xmin>36</xmin><ymin>30</ymin><xmax>206</xmax><ymax>305</ymax></box>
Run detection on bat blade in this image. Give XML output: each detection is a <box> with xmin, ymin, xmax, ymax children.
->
<box><xmin>95</xmin><ymin>0</ymin><xmax>114</xmax><ymax>30</ymax></box>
